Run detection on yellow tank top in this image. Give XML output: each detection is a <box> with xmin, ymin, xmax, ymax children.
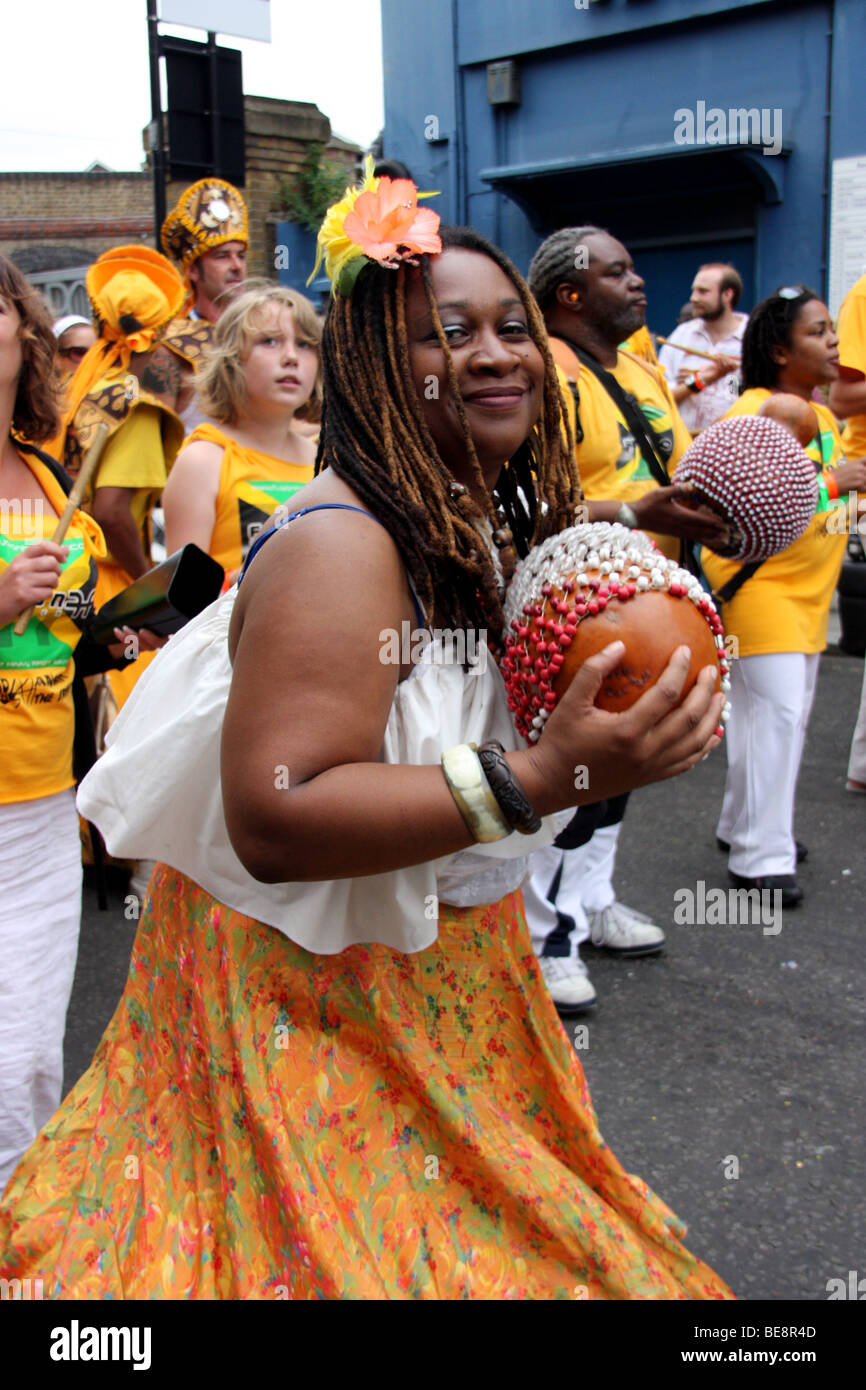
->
<box><xmin>0</xmin><ymin>450</ymin><xmax>106</xmax><ymax>803</ymax></box>
<box><xmin>187</xmin><ymin>423</ymin><xmax>314</xmax><ymax>576</ymax></box>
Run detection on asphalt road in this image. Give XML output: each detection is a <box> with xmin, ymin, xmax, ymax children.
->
<box><xmin>65</xmin><ymin>644</ymin><xmax>865</xmax><ymax>1303</ymax></box>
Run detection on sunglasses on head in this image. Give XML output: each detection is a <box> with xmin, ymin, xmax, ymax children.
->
<box><xmin>775</xmin><ymin>284</ymin><xmax>810</xmax><ymax>300</ymax></box>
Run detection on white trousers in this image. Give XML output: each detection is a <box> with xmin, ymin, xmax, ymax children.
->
<box><xmin>718</xmin><ymin>652</ymin><xmax>819</xmax><ymax>878</ymax></box>
<box><xmin>525</xmin><ymin>823</ymin><xmax>621</xmax><ymax>957</ymax></box>
<box><xmin>0</xmin><ymin>788</ymin><xmax>81</xmax><ymax>1193</ymax></box>
<box><xmin>847</xmin><ymin>658</ymin><xmax>866</xmax><ymax>784</ymax></box>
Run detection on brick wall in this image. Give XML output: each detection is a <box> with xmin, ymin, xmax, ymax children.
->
<box><xmin>2</xmin><ymin>96</ymin><xmax>361</xmax><ymax>283</ymax></box>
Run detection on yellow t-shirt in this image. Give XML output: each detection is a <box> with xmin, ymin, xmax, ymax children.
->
<box><xmin>552</xmin><ymin>337</ymin><xmax>693</xmax><ymax>560</ymax></box>
<box><xmin>0</xmin><ymin>450</ymin><xmax>106</xmax><ymax>803</ymax></box>
<box><xmin>186</xmin><ymin>423</ymin><xmax>314</xmax><ymax>576</ymax></box>
<box><xmin>700</xmin><ymin>388</ymin><xmax>848</xmax><ymax>656</ymax></box>
<box><xmin>620</xmin><ymin>325</ymin><xmax>660</xmax><ymax>368</ymax></box>
<box><xmin>92</xmin><ymin>402</ymin><xmax>178</xmax><ymax>569</ymax></box>
<box><xmin>835</xmin><ymin>273</ymin><xmax>866</xmax><ymax>458</ymax></box>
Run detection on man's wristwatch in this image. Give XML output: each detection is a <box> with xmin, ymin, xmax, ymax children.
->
<box><xmin>685</xmin><ymin>371</ymin><xmax>705</xmax><ymax>394</ymax></box>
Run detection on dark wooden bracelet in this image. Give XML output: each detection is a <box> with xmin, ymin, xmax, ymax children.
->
<box><xmin>476</xmin><ymin>740</ymin><xmax>543</xmax><ymax>835</ymax></box>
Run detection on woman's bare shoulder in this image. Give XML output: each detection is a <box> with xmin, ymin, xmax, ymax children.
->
<box><xmin>228</xmin><ymin>471</ymin><xmax>404</xmax><ymax>658</ymax></box>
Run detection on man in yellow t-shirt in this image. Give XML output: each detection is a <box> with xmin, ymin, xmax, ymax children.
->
<box><xmin>522</xmin><ymin>226</ymin><xmax>726</xmax><ymax>1013</ymax></box>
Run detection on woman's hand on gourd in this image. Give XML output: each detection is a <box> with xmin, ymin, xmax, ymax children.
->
<box><xmin>517</xmin><ymin>640</ymin><xmax>723</xmax><ymax>814</ymax></box>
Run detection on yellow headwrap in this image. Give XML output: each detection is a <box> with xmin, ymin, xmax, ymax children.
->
<box><xmin>47</xmin><ymin>245</ymin><xmax>185</xmax><ymax>463</ymax></box>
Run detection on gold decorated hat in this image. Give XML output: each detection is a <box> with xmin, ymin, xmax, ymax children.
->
<box><xmin>161</xmin><ymin>178</ymin><xmax>249</xmax><ymax>274</ymax></box>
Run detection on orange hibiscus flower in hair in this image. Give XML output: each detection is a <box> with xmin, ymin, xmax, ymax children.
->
<box><xmin>342</xmin><ymin>178</ymin><xmax>441</xmax><ymax>268</ymax></box>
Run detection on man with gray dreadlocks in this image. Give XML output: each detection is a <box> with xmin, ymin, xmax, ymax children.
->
<box><xmin>523</xmin><ymin>226</ymin><xmax>727</xmax><ymax>1014</ymax></box>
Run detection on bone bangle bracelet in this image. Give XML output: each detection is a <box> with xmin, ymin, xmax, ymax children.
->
<box><xmin>440</xmin><ymin>744</ymin><xmax>512</xmax><ymax>843</ymax></box>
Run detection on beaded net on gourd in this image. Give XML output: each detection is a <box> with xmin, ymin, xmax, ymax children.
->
<box><xmin>672</xmin><ymin>414</ymin><xmax>817</xmax><ymax>563</ymax></box>
<box><xmin>502</xmin><ymin>522</ymin><xmax>731</xmax><ymax>743</ymax></box>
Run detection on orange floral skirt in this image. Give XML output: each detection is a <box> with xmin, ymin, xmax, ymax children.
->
<box><xmin>0</xmin><ymin>864</ymin><xmax>733</xmax><ymax>1299</ymax></box>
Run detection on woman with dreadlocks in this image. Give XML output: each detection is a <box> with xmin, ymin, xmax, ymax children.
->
<box><xmin>0</xmin><ymin>167</ymin><xmax>729</xmax><ymax>1299</ymax></box>
<box><xmin>703</xmin><ymin>286</ymin><xmax>866</xmax><ymax>906</ymax></box>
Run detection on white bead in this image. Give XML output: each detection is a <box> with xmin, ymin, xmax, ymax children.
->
<box><xmin>637</xmin><ymin>575</ymin><xmax>649</xmax><ymax>590</ymax></box>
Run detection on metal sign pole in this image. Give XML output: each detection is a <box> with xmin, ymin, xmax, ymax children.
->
<box><xmin>147</xmin><ymin>0</ymin><xmax>167</xmax><ymax>240</ymax></box>
<box><xmin>207</xmin><ymin>30</ymin><xmax>222</xmax><ymax>178</ymax></box>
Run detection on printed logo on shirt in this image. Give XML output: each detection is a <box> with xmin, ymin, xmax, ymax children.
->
<box><xmin>613</xmin><ymin>411</ymin><xmax>674</xmax><ymax>481</ymax></box>
<box><xmin>0</xmin><ymin>535</ymin><xmax>96</xmax><ymax>671</ymax></box>
<box><xmin>238</xmin><ymin>480</ymin><xmax>307</xmax><ymax>556</ymax></box>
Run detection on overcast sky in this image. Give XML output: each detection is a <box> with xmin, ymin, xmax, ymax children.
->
<box><xmin>0</xmin><ymin>0</ymin><xmax>384</xmax><ymax>171</ymax></box>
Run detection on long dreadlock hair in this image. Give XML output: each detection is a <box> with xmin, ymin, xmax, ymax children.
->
<box><xmin>315</xmin><ymin>224</ymin><xmax>582</xmax><ymax>645</ymax></box>
<box><xmin>740</xmin><ymin>285</ymin><xmax>819</xmax><ymax>391</ymax></box>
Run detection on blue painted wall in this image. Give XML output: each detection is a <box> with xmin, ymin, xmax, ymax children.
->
<box><xmin>381</xmin><ymin>0</ymin><xmax>865</xmax><ymax>336</ymax></box>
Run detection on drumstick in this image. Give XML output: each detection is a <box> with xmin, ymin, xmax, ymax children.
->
<box><xmin>656</xmin><ymin>335</ymin><xmax>741</xmax><ymax>365</ymax></box>
<box><xmin>13</xmin><ymin>422</ymin><xmax>110</xmax><ymax>636</ymax></box>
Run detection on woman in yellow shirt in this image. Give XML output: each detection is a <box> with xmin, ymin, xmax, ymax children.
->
<box><xmin>702</xmin><ymin>286</ymin><xmax>866</xmax><ymax>904</ymax></box>
<box><xmin>0</xmin><ymin>255</ymin><xmax>162</xmax><ymax>1188</ymax></box>
<box><xmin>163</xmin><ymin>284</ymin><xmax>320</xmax><ymax>583</ymax></box>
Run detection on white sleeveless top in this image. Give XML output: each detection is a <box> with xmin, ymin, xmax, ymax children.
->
<box><xmin>78</xmin><ymin>588</ymin><xmax>562</xmax><ymax>955</ymax></box>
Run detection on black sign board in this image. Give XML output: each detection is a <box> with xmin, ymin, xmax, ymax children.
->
<box><xmin>162</xmin><ymin>34</ymin><xmax>245</xmax><ymax>187</ymax></box>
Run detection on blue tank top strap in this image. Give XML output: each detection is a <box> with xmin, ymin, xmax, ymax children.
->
<box><xmin>237</xmin><ymin>503</ymin><xmax>426</xmax><ymax>628</ymax></box>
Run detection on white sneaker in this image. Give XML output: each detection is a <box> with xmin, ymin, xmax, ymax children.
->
<box><xmin>587</xmin><ymin>901</ymin><xmax>665</xmax><ymax>956</ymax></box>
<box><xmin>538</xmin><ymin>954</ymin><xmax>597</xmax><ymax>1013</ymax></box>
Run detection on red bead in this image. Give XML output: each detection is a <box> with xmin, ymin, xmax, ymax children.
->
<box><xmin>544</xmin><ymin>693</ymin><xmax>557</xmax><ymax>708</ymax></box>
<box><xmin>588</xmin><ymin>599</ymin><xmax>599</xmax><ymax>614</ymax></box>
<box><xmin>560</xmin><ymin>634</ymin><xmax>573</xmax><ymax>647</ymax></box>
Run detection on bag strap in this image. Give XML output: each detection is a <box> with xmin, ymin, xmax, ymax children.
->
<box><xmin>563</xmin><ymin>378</ymin><xmax>584</xmax><ymax>444</ymax></box>
<box><xmin>14</xmin><ymin>438</ymin><xmax>74</xmax><ymax>497</ymax></box>
<box><xmin>557</xmin><ymin>338</ymin><xmax>672</xmax><ymax>489</ymax></box>
<box><xmin>713</xmin><ymin>559</ymin><xmax>765</xmax><ymax>605</ymax></box>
